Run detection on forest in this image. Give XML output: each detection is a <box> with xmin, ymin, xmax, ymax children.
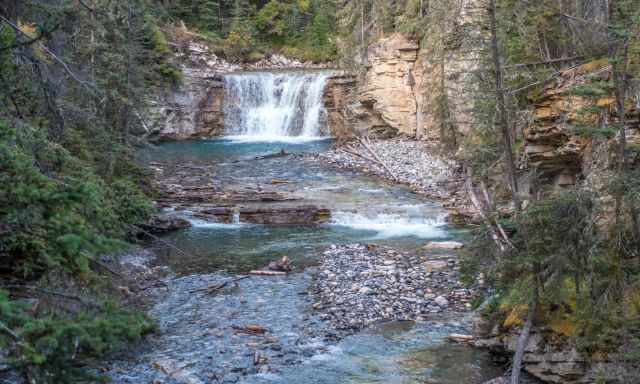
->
<box><xmin>0</xmin><ymin>0</ymin><xmax>639</xmax><ymax>383</ymax></box>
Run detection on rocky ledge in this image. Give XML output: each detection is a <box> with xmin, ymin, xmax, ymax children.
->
<box><xmin>311</xmin><ymin>243</ymin><xmax>475</xmax><ymax>332</ymax></box>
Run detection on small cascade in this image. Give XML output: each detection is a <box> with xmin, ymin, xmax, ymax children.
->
<box><xmin>331</xmin><ymin>206</ymin><xmax>449</xmax><ymax>239</ymax></box>
<box><xmin>223</xmin><ymin>71</ymin><xmax>330</xmax><ymax>140</ymax></box>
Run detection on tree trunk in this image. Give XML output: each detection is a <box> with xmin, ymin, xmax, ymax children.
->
<box><xmin>510</xmin><ymin>288</ymin><xmax>538</xmax><ymax>384</ymax></box>
<box><xmin>488</xmin><ymin>0</ymin><xmax>521</xmax><ymax>212</ymax></box>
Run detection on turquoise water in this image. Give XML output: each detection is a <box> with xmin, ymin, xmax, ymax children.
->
<box><xmin>142</xmin><ymin>138</ymin><xmax>463</xmax><ymax>275</ymax></box>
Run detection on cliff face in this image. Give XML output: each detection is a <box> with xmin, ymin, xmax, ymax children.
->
<box><xmin>522</xmin><ymin>62</ymin><xmax>640</xmax><ymax>191</ymax></box>
<box><xmin>356</xmin><ymin>34</ymin><xmax>419</xmax><ymax>136</ymax></box>
<box><xmin>338</xmin><ymin>1</ymin><xmax>482</xmax><ymax>141</ymax></box>
<box><xmin>147</xmin><ymin>41</ymin><xmax>232</xmax><ymax>141</ymax></box>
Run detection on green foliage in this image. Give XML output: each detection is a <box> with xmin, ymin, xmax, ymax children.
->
<box><xmin>569</xmin><ymin>124</ymin><xmax>619</xmax><ymax>138</ymax></box>
<box><xmin>167</xmin><ymin>0</ymin><xmax>337</xmax><ymax>62</ymax></box>
<box><xmin>0</xmin><ymin>121</ymin><xmax>153</xmax><ymax>278</ymax></box>
<box><xmin>465</xmin><ymin>189</ymin><xmax>640</xmax><ymax>354</ymax></box>
<box><xmin>255</xmin><ymin>0</ymin><xmax>295</xmax><ymax>38</ymax></box>
<box><xmin>0</xmin><ymin>290</ymin><xmax>154</xmax><ymax>382</ymax></box>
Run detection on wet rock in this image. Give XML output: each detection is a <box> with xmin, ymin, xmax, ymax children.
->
<box><xmin>142</xmin><ymin>215</ymin><xmax>192</xmax><ymax>233</ymax></box>
<box><xmin>239</xmin><ymin>205</ymin><xmax>331</xmax><ymax>225</ymax></box>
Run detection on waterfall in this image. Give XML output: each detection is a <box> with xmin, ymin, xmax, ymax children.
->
<box><xmin>223</xmin><ymin>71</ymin><xmax>330</xmax><ymax>141</ymax></box>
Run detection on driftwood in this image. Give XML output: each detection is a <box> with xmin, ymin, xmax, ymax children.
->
<box><xmin>270</xmin><ymin>179</ymin><xmax>293</xmax><ymax>184</ymax></box>
<box><xmin>339</xmin><ymin>146</ymin><xmax>377</xmax><ymax>164</ymax></box>
<box><xmin>249</xmin><ymin>270</ymin><xmax>287</xmax><ymax>276</ymax></box>
<box><xmin>338</xmin><ymin>136</ymin><xmax>399</xmax><ymax>182</ymax></box>
<box><xmin>357</xmin><ymin>136</ymin><xmax>399</xmax><ymax>181</ymax></box>
<box><xmin>189</xmin><ymin>275</ymin><xmax>250</xmax><ymax>294</ymax></box>
<box><xmin>267</xmin><ymin>256</ymin><xmax>292</xmax><ymax>272</ymax></box>
<box><xmin>465</xmin><ymin>179</ymin><xmax>515</xmax><ymax>252</ymax></box>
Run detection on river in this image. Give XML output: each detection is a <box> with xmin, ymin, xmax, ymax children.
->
<box><xmin>108</xmin><ymin>71</ymin><xmax>505</xmax><ymax>383</ymax></box>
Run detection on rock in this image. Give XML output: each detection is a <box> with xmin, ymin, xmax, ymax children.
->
<box><xmin>356</xmin><ymin>33</ymin><xmax>419</xmax><ymax>136</ymax></box>
<box><xmin>434</xmin><ymin>296</ymin><xmax>449</xmax><ymax>307</ymax></box>
<box><xmin>142</xmin><ymin>215</ymin><xmax>192</xmax><ymax>233</ymax></box>
<box><xmin>152</xmin><ymin>359</ymin><xmax>204</xmax><ymax>384</ymax></box>
<box><xmin>312</xmin><ymin>244</ymin><xmax>469</xmax><ymax>332</ymax></box>
<box><xmin>424</xmin><ymin>260</ymin><xmax>449</xmax><ymax>271</ymax></box>
<box><xmin>267</xmin><ymin>256</ymin><xmax>293</xmax><ymax>272</ymax></box>
<box><xmin>358</xmin><ymin>287</ymin><xmax>372</xmax><ymax>295</ymax></box>
<box><xmin>423</xmin><ymin>241</ymin><xmax>464</xmax><ymax>250</ymax></box>
<box><xmin>239</xmin><ymin>205</ymin><xmax>330</xmax><ymax>225</ymax></box>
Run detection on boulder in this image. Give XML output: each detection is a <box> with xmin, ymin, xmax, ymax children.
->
<box><xmin>142</xmin><ymin>215</ymin><xmax>192</xmax><ymax>233</ymax></box>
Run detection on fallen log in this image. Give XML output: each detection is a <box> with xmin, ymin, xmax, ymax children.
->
<box><xmin>270</xmin><ymin>179</ymin><xmax>293</xmax><ymax>184</ymax></box>
<box><xmin>357</xmin><ymin>136</ymin><xmax>400</xmax><ymax>182</ymax></box>
<box><xmin>249</xmin><ymin>270</ymin><xmax>287</xmax><ymax>276</ymax></box>
<box><xmin>189</xmin><ymin>275</ymin><xmax>250</xmax><ymax>294</ymax></box>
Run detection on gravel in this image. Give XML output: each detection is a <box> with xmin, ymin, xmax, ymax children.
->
<box><xmin>311</xmin><ymin>243</ymin><xmax>475</xmax><ymax>333</ymax></box>
<box><xmin>314</xmin><ymin>138</ymin><xmax>475</xmax><ymax>222</ymax></box>
<box><xmin>317</xmin><ymin>138</ymin><xmax>463</xmax><ymax>200</ymax></box>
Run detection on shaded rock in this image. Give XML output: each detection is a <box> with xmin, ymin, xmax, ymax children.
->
<box><xmin>142</xmin><ymin>215</ymin><xmax>192</xmax><ymax>233</ymax></box>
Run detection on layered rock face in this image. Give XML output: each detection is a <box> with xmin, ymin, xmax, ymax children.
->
<box><xmin>413</xmin><ymin>0</ymin><xmax>482</xmax><ymax>140</ymax></box>
<box><xmin>522</xmin><ymin>62</ymin><xmax>640</xmax><ymax>191</ymax></box>
<box><xmin>354</xmin><ymin>34</ymin><xmax>420</xmax><ymax>137</ymax></box>
<box><xmin>323</xmin><ymin>72</ymin><xmax>357</xmax><ymax>138</ymax></box>
<box><xmin>475</xmin><ymin>329</ymin><xmax>633</xmax><ymax>384</ymax></box>
<box><xmin>147</xmin><ymin>42</ymin><xmax>231</xmax><ymax>141</ymax></box>
<box><xmin>338</xmin><ymin>1</ymin><xmax>482</xmax><ymax>140</ymax></box>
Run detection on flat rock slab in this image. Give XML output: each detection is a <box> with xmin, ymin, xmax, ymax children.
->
<box><xmin>196</xmin><ymin>205</ymin><xmax>331</xmax><ymax>225</ymax></box>
<box><xmin>240</xmin><ymin>205</ymin><xmax>330</xmax><ymax>225</ymax></box>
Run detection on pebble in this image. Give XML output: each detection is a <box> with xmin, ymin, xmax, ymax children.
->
<box><xmin>312</xmin><ymin>244</ymin><xmax>473</xmax><ymax>332</ymax></box>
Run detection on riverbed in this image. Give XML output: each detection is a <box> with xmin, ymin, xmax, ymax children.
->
<box><xmin>105</xmin><ymin>137</ymin><xmax>504</xmax><ymax>383</ymax></box>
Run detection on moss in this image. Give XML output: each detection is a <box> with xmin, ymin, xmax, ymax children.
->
<box><xmin>501</xmin><ymin>304</ymin><xmax>527</xmax><ymax>329</ymax></box>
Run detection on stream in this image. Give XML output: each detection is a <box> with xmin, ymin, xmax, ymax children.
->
<box><xmin>108</xmin><ymin>71</ymin><xmax>505</xmax><ymax>383</ymax></box>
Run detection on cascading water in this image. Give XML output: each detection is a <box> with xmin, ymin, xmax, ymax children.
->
<box><xmin>223</xmin><ymin>71</ymin><xmax>330</xmax><ymax>141</ymax></box>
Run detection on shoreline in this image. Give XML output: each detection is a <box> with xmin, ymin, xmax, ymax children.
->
<box><xmin>311</xmin><ymin>137</ymin><xmax>476</xmax><ymax>224</ymax></box>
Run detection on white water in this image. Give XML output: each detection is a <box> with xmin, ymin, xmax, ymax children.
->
<box><xmin>331</xmin><ymin>210</ymin><xmax>449</xmax><ymax>239</ymax></box>
<box><xmin>223</xmin><ymin>72</ymin><xmax>330</xmax><ymax>141</ymax></box>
